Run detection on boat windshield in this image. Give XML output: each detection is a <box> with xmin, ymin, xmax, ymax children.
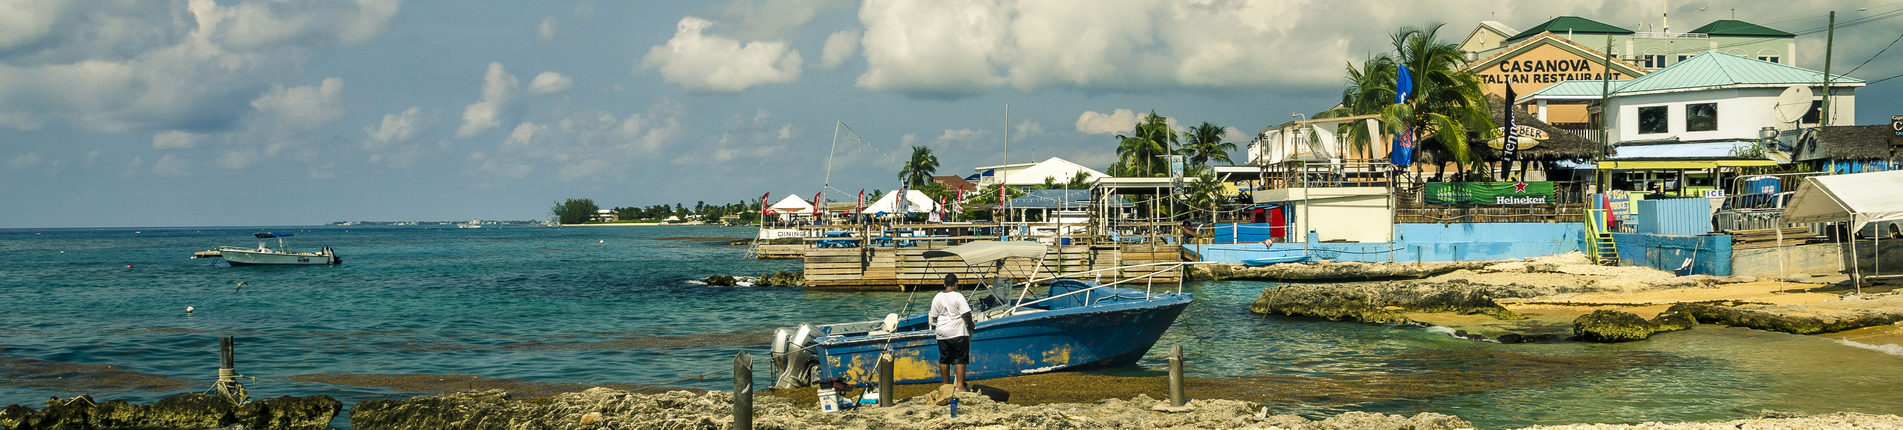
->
<box><xmin>920</xmin><ymin>241</ymin><xmax>1045</xmax><ymax>266</ymax></box>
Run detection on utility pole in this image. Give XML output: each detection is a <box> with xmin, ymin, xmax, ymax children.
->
<box><xmin>1598</xmin><ymin>37</ymin><xmax>1615</xmax><ymax>193</ymax></box>
<box><xmin>1821</xmin><ymin>11</ymin><xmax>1836</xmax><ymax>126</ymax></box>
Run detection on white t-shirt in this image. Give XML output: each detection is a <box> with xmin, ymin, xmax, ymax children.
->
<box><xmin>930</xmin><ymin>291</ymin><xmax>972</xmax><ymax>339</ymax></box>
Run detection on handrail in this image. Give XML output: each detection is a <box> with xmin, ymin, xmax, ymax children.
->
<box><xmin>997</xmin><ymin>261</ymin><xmax>1210</xmax><ymax>317</ymax></box>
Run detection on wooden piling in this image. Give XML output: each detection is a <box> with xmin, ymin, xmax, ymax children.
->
<box><xmin>877</xmin><ymin>352</ymin><xmax>893</xmax><ymax>407</ymax></box>
<box><xmin>1167</xmin><ymin>344</ymin><xmax>1185</xmax><ymax>407</ymax></box>
<box><xmin>733</xmin><ymin>351</ymin><xmax>753</xmax><ymax>430</ymax></box>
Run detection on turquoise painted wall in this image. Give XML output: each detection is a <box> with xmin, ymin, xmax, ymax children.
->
<box><xmin>1192</xmin><ymin>223</ymin><xmax>1585</xmax><ymax>264</ymax></box>
<box><xmin>1608</xmin><ymin>233</ymin><xmax>1733</xmax><ymax>276</ymax></box>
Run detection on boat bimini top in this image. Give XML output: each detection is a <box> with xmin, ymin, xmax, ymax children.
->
<box><xmin>919</xmin><ymin>240</ymin><xmax>1045</xmax><ymax>266</ymax></box>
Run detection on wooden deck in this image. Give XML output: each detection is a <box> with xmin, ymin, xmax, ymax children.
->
<box><xmin>803</xmin><ymin>241</ymin><xmax>1185</xmax><ymax>290</ymax></box>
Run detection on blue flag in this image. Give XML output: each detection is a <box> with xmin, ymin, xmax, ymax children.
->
<box><xmin>1390</xmin><ymin>64</ymin><xmax>1415</xmax><ymax>167</ymax></box>
<box><xmin>1395</xmin><ymin>64</ymin><xmax>1412</xmax><ymax>104</ymax></box>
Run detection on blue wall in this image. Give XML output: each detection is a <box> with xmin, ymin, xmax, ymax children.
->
<box><xmin>1194</xmin><ymin>222</ymin><xmax>1585</xmax><ymax>264</ymax></box>
<box><xmin>1607</xmin><ymin>233</ymin><xmax>1732</xmax><ymax>276</ymax></box>
<box><xmin>1635</xmin><ymin>198</ymin><xmax>1714</xmax><ymax>236</ymax></box>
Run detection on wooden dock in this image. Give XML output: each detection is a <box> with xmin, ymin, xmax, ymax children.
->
<box><xmin>804</xmin><ymin>241</ymin><xmax>1184</xmax><ymax>290</ymax></box>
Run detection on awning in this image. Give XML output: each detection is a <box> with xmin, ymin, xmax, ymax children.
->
<box><xmin>1596</xmin><ymin>159</ymin><xmax>1780</xmax><ymax>169</ymax></box>
<box><xmin>921</xmin><ymin>241</ymin><xmax>1046</xmax><ymax>266</ymax></box>
<box><xmin>1781</xmin><ymin>170</ymin><xmax>1903</xmax><ymax>231</ymax></box>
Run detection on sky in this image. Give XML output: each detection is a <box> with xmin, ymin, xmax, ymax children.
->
<box><xmin>4</xmin><ymin>0</ymin><xmax>1903</xmax><ymax>228</ymax></box>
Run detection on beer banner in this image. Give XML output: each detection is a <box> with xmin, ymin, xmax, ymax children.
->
<box><xmin>1425</xmin><ymin>181</ymin><xmax>1555</xmax><ymax>205</ymax></box>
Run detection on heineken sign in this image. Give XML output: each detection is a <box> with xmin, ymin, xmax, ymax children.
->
<box><xmin>1425</xmin><ymin>181</ymin><xmax>1555</xmax><ymax>205</ymax></box>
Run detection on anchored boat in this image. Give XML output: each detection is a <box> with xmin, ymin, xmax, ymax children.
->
<box><xmin>218</xmin><ymin>232</ymin><xmax>341</xmax><ymax>266</ymax></box>
<box><xmin>769</xmin><ymin>241</ymin><xmax>1198</xmax><ymax>389</ymax></box>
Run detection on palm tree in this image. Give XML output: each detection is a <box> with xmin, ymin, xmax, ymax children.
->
<box><xmin>1178</xmin><ymin>122</ymin><xmax>1236</xmax><ymax>169</ymax></box>
<box><xmin>1388</xmin><ymin>23</ymin><xmax>1494</xmax><ymax>181</ymax></box>
<box><xmin>1321</xmin><ymin>24</ymin><xmax>1492</xmax><ymax>182</ymax></box>
<box><xmin>1112</xmin><ymin>110</ymin><xmax>1177</xmax><ymax>177</ymax></box>
<box><xmin>898</xmin><ymin>145</ymin><xmax>939</xmax><ymax>188</ymax></box>
<box><xmin>1316</xmin><ymin>55</ymin><xmax>1399</xmax><ymax>161</ymax></box>
<box><xmin>1181</xmin><ymin>166</ymin><xmax>1226</xmax><ymax>228</ymax></box>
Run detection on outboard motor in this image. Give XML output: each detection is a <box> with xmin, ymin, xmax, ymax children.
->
<box><xmin>773</xmin><ymin>324</ymin><xmax>817</xmax><ymax>389</ymax></box>
<box><xmin>769</xmin><ymin>328</ymin><xmax>790</xmax><ymax>371</ymax></box>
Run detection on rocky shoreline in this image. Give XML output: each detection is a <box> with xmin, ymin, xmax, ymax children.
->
<box><xmin>17</xmin><ymin>386</ymin><xmax>1893</xmax><ymax>430</ymax></box>
<box><xmin>1247</xmin><ymin>252</ymin><xmax>1903</xmax><ymax>344</ymax></box>
<box><xmin>0</xmin><ymin>393</ymin><xmax>339</xmax><ymax>430</ymax></box>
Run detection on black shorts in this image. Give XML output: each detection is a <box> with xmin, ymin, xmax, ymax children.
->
<box><xmin>936</xmin><ymin>336</ymin><xmax>970</xmax><ymax>365</ymax></box>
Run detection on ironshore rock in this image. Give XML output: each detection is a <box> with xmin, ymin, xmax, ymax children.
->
<box><xmin>0</xmin><ymin>393</ymin><xmax>339</xmax><ymax>430</ymax></box>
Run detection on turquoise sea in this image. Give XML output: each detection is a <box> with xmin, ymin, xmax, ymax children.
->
<box><xmin>2</xmin><ymin>225</ymin><xmax>1900</xmax><ymax>428</ymax></box>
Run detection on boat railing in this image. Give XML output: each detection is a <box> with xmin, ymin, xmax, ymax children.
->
<box><xmin>997</xmin><ymin>261</ymin><xmax>1210</xmax><ymax>317</ymax></box>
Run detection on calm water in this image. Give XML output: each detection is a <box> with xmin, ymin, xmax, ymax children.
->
<box><xmin>1</xmin><ymin>226</ymin><xmax>1898</xmax><ymax>428</ymax></box>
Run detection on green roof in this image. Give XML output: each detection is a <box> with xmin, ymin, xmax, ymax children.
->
<box><xmin>1507</xmin><ymin>16</ymin><xmax>1632</xmax><ymax>41</ymax></box>
<box><xmin>1613</xmin><ymin>51</ymin><xmax>1864</xmax><ymax>94</ymax></box>
<box><xmin>1688</xmin><ymin>20</ymin><xmax>1795</xmax><ymax>37</ymax></box>
<box><xmin>1521</xmin><ymin>80</ymin><xmax>1629</xmax><ymax>100</ymax></box>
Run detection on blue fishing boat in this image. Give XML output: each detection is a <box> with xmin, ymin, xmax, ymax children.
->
<box><xmin>1241</xmin><ymin>254</ymin><xmax>1309</xmax><ymax>267</ymax></box>
<box><xmin>770</xmin><ymin>241</ymin><xmax>1196</xmax><ymax>388</ymax></box>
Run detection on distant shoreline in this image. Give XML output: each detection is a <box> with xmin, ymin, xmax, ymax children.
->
<box><xmin>569</xmin><ymin>222</ymin><xmax>712</xmax><ymax>227</ymax></box>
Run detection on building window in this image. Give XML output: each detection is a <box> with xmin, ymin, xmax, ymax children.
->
<box><xmin>1686</xmin><ymin>103</ymin><xmax>1718</xmax><ymax>131</ymax></box>
<box><xmin>1802</xmin><ymin>100</ymin><xmax>1824</xmax><ymax>124</ymax></box>
<box><xmin>1677</xmin><ymin>54</ymin><xmax>1693</xmax><ymax>62</ymax></box>
<box><xmin>1642</xmin><ymin>54</ymin><xmax>1667</xmax><ymax>68</ymax></box>
<box><xmin>1638</xmin><ymin>106</ymin><xmax>1669</xmax><ymax>134</ymax></box>
<box><xmin>1758</xmin><ymin>55</ymin><xmax>1780</xmax><ymax>64</ymax></box>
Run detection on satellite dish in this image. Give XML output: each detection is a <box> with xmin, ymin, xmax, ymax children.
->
<box><xmin>1773</xmin><ymin>86</ymin><xmax>1813</xmax><ymax>123</ymax></box>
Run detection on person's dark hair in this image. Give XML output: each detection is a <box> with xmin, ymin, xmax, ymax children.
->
<box><xmin>943</xmin><ymin>273</ymin><xmax>958</xmax><ymax>287</ymax></box>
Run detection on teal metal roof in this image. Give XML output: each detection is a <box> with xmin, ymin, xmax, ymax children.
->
<box><xmin>1689</xmin><ymin>20</ymin><xmax>1795</xmax><ymax>37</ymax></box>
<box><xmin>1507</xmin><ymin>16</ymin><xmax>1632</xmax><ymax>41</ymax></box>
<box><xmin>1522</xmin><ymin>80</ymin><xmax>1628</xmax><ymax>99</ymax></box>
<box><xmin>1613</xmin><ymin>51</ymin><xmax>1864</xmax><ymax>94</ymax></box>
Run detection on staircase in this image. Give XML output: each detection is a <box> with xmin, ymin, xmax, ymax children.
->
<box><xmin>1583</xmin><ymin>209</ymin><xmax>1619</xmax><ymax>266</ymax></box>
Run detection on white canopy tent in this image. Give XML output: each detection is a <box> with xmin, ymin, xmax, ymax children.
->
<box><xmin>767</xmin><ymin>194</ymin><xmax>814</xmax><ymax>214</ymax></box>
<box><xmin>860</xmin><ymin>189</ymin><xmax>940</xmax><ymax>214</ymax></box>
<box><xmin>1780</xmin><ymin>170</ymin><xmax>1903</xmax><ymax>289</ymax></box>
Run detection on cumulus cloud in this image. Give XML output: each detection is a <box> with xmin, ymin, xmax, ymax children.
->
<box><xmin>152</xmin><ymin>130</ymin><xmax>201</xmax><ymax>150</ymax></box>
<box><xmin>1076</xmin><ymin>108</ymin><xmax>1179</xmax><ymax>135</ymax></box>
<box><xmin>819</xmin><ymin>29</ymin><xmax>859</xmax><ymax>69</ymax></box>
<box><xmin>537</xmin><ymin>16</ymin><xmax>557</xmax><ymax>42</ymax></box>
<box><xmin>856</xmin><ymin>2</ymin><xmax>1008</xmax><ymax>97</ymax></box>
<box><xmin>1014</xmin><ymin>119</ymin><xmax>1044</xmax><ymax>137</ymax></box>
<box><xmin>640</xmin><ymin>17</ymin><xmax>802</xmax><ymax>93</ymax></box>
<box><xmin>152</xmin><ymin>154</ymin><xmax>190</xmax><ymax>177</ymax></box>
<box><xmin>250</xmin><ymin>77</ymin><xmax>345</xmax><ymax>130</ymax></box>
<box><xmin>472</xmin><ymin>100</ymin><xmax>687</xmax><ymax>181</ymax></box>
<box><xmin>9</xmin><ymin>153</ymin><xmax>43</xmax><ymax>169</ymax></box>
<box><xmin>716</xmin><ymin>0</ymin><xmax>850</xmax><ymax>40</ymax></box>
<box><xmin>365</xmin><ymin>107</ymin><xmax>423</xmax><ymax>145</ymax></box>
<box><xmin>364</xmin><ymin>106</ymin><xmax>425</xmax><ymax>167</ymax></box>
<box><xmin>0</xmin><ymin>0</ymin><xmax>395</xmax><ymax>133</ymax></box>
<box><xmin>458</xmin><ymin>62</ymin><xmax>518</xmax><ymax>138</ymax></box>
<box><xmin>1075</xmin><ymin>109</ymin><xmax>1140</xmax><ymax>135</ymax></box>
<box><xmin>846</xmin><ymin>0</ymin><xmax>1448</xmax><ymax>97</ymax></box>
<box><xmin>528</xmin><ymin>71</ymin><xmax>574</xmax><ymax>94</ymax></box>
<box><xmin>938</xmin><ymin>128</ymin><xmax>981</xmax><ymax>141</ymax></box>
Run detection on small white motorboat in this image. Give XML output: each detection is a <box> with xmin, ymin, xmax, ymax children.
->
<box><xmin>219</xmin><ymin>232</ymin><xmax>341</xmax><ymax>266</ymax></box>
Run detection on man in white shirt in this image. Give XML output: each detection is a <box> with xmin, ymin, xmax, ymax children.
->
<box><xmin>930</xmin><ymin>274</ymin><xmax>974</xmax><ymax>392</ymax></box>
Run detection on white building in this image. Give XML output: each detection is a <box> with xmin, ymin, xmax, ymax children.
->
<box><xmin>971</xmin><ymin>157</ymin><xmax>1108</xmax><ymax>188</ymax></box>
<box><xmin>1600</xmin><ymin>51</ymin><xmax>1861</xmax><ymax>169</ymax></box>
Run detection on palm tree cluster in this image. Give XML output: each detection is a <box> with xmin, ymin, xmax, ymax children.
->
<box><xmin>898</xmin><ymin>145</ymin><xmax>940</xmax><ymax>188</ymax></box>
<box><xmin>1317</xmin><ymin>23</ymin><xmax>1494</xmax><ymax>181</ymax></box>
<box><xmin>1111</xmin><ymin>110</ymin><xmax>1237</xmax><ymax>177</ymax></box>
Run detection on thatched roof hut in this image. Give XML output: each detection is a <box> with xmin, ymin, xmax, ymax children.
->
<box><xmin>1416</xmin><ymin>95</ymin><xmax>1611</xmax><ymax>164</ymax></box>
<box><xmin>1799</xmin><ymin>125</ymin><xmax>1900</xmax><ymax>162</ymax></box>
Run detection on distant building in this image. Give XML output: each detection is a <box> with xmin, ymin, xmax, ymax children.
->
<box><xmin>1465</xmin><ymin>31</ymin><xmax>1650</xmax><ymax>126</ymax></box>
<box><xmin>1467</xmin><ymin>16</ymin><xmax>1798</xmax><ymax>71</ymax></box>
<box><xmin>971</xmin><ymin>157</ymin><xmax>1107</xmax><ymax>188</ymax></box>
<box><xmin>1458</xmin><ymin>21</ymin><xmax>1518</xmax><ymax>55</ymax></box>
<box><xmin>592</xmin><ymin>209</ymin><xmax>618</xmax><ymax>223</ymax></box>
<box><xmin>932</xmin><ymin>175</ymin><xmax>977</xmax><ymax>193</ymax></box>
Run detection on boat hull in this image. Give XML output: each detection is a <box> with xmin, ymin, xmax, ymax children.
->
<box><xmin>811</xmin><ymin>291</ymin><xmax>1190</xmax><ymax>386</ymax></box>
<box><xmin>221</xmin><ymin>249</ymin><xmax>339</xmax><ymax>265</ymax></box>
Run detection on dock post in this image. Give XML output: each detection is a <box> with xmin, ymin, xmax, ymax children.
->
<box><xmin>734</xmin><ymin>351</ymin><xmax>753</xmax><ymax>430</ymax></box>
<box><xmin>877</xmin><ymin>352</ymin><xmax>894</xmax><ymax>407</ymax></box>
<box><xmin>213</xmin><ymin>335</ymin><xmax>247</xmax><ymax>404</ymax></box>
<box><xmin>1167</xmin><ymin>344</ymin><xmax>1186</xmax><ymax>407</ymax></box>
